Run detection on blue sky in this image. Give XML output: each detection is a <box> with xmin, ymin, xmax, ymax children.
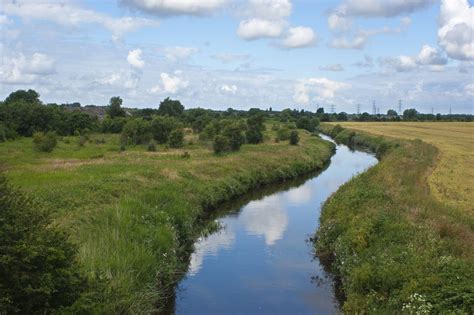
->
<box><xmin>0</xmin><ymin>0</ymin><xmax>472</xmax><ymax>114</ymax></box>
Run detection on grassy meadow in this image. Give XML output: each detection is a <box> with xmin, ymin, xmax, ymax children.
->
<box><xmin>330</xmin><ymin>122</ymin><xmax>474</xmax><ymax>214</ymax></box>
<box><xmin>0</xmin><ymin>127</ymin><xmax>334</xmax><ymax>313</ymax></box>
<box><xmin>316</xmin><ymin>124</ymin><xmax>474</xmax><ymax>313</ymax></box>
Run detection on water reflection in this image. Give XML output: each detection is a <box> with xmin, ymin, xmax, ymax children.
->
<box><xmin>188</xmin><ymin>225</ymin><xmax>235</xmax><ymax>275</ymax></box>
<box><xmin>173</xmin><ymin>135</ymin><xmax>378</xmax><ymax>314</ymax></box>
<box><xmin>241</xmin><ymin>195</ymin><xmax>288</xmax><ymax>246</ymax></box>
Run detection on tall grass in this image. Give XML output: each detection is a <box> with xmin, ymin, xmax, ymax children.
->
<box><xmin>315</xmin><ymin>124</ymin><xmax>474</xmax><ymax>313</ymax></box>
<box><xmin>0</xmin><ymin>129</ymin><xmax>334</xmax><ymax>312</ymax></box>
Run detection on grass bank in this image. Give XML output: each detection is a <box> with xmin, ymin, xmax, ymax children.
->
<box><xmin>315</xmin><ymin>124</ymin><xmax>473</xmax><ymax>313</ymax></box>
<box><xmin>0</xmin><ymin>129</ymin><xmax>334</xmax><ymax>313</ymax></box>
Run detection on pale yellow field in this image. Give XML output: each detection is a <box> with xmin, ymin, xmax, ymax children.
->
<box><xmin>333</xmin><ymin>122</ymin><xmax>474</xmax><ymax>213</ymax></box>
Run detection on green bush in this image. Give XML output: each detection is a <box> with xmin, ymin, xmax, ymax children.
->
<box><xmin>169</xmin><ymin>129</ymin><xmax>184</xmax><ymax>148</ymax></box>
<box><xmin>0</xmin><ymin>175</ymin><xmax>86</xmax><ymax>313</ymax></box>
<box><xmin>223</xmin><ymin>121</ymin><xmax>246</xmax><ymax>151</ymax></box>
<box><xmin>32</xmin><ymin>132</ymin><xmax>57</xmax><ymax>152</ymax></box>
<box><xmin>213</xmin><ymin>135</ymin><xmax>230</xmax><ymax>154</ymax></box>
<box><xmin>120</xmin><ymin>118</ymin><xmax>151</xmax><ymax>145</ymax></box>
<box><xmin>289</xmin><ymin>130</ymin><xmax>299</xmax><ymax>145</ymax></box>
<box><xmin>147</xmin><ymin>140</ymin><xmax>157</xmax><ymax>152</ymax></box>
<box><xmin>77</xmin><ymin>135</ymin><xmax>87</xmax><ymax>147</ymax></box>
<box><xmin>276</xmin><ymin>127</ymin><xmax>291</xmax><ymax>141</ymax></box>
<box><xmin>151</xmin><ymin>116</ymin><xmax>180</xmax><ymax>144</ymax></box>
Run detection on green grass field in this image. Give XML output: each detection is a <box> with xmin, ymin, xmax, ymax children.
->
<box><xmin>0</xmin><ymin>128</ymin><xmax>334</xmax><ymax>313</ymax></box>
<box><xmin>316</xmin><ymin>124</ymin><xmax>474</xmax><ymax>313</ymax></box>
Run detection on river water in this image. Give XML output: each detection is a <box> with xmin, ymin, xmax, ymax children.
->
<box><xmin>172</xmin><ymin>135</ymin><xmax>377</xmax><ymax>314</ymax></box>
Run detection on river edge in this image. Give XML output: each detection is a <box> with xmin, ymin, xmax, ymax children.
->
<box><xmin>315</xmin><ymin>124</ymin><xmax>474</xmax><ymax>313</ymax></box>
<box><xmin>169</xmin><ymin>134</ymin><xmax>379</xmax><ymax>314</ymax></box>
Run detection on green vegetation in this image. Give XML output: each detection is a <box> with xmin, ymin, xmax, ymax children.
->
<box><xmin>0</xmin><ymin>89</ymin><xmax>336</xmax><ymax>313</ymax></box>
<box><xmin>33</xmin><ymin>131</ymin><xmax>58</xmax><ymax>152</ymax></box>
<box><xmin>0</xmin><ymin>176</ymin><xmax>86</xmax><ymax>313</ymax></box>
<box><xmin>289</xmin><ymin>130</ymin><xmax>299</xmax><ymax>145</ymax></box>
<box><xmin>315</xmin><ymin>124</ymin><xmax>474</xmax><ymax>313</ymax></box>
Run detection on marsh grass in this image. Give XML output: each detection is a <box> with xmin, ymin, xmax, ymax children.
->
<box><xmin>0</xmin><ymin>128</ymin><xmax>334</xmax><ymax>313</ymax></box>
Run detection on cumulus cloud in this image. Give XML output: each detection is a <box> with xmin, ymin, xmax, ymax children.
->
<box><xmin>319</xmin><ymin>64</ymin><xmax>344</xmax><ymax>72</ymax></box>
<box><xmin>127</xmin><ymin>49</ymin><xmax>145</xmax><ymax>69</ymax></box>
<box><xmin>293</xmin><ymin>77</ymin><xmax>350</xmax><ymax>104</ymax></box>
<box><xmin>0</xmin><ymin>52</ymin><xmax>55</xmax><ymax>84</ymax></box>
<box><xmin>221</xmin><ymin>84</ymin><xmax>238</xmax><ymax>94</ymax></box>
<box><xmin>281</xmin><ymin>26</ymin><xmax>316</xmax><ymax>48</ymax></box>
<box><xmin>163</xmin><ymin>46</ymin><xmax>198</xmax><ymax>61</ymax></box>
<box><xmin>416</xmin><ymin>45</ymin><xmax>448</xmax><ymax>65</ymax></box>
<box><xmin>1</xmin><ymin>0</ymin><xmax>159</xmax><ymax>40</ymax></box>
<box><xmin>120</xmin><ymin>0</ymin><xmax>228</xmax><ymax>16</ymax></box>
<box><xmin>438</xmin><ymin>0</ymin><xmax>474</xmax><ymax>60</ymax></box>
<box><xmin>237</xmin><ymin>18</ymin><xmax>285</xmax><ymax>40</ymax></box>
<box><xmin>236</xmin><ymin>0</ymin><xmax>295</xmax><ymax>41</ymax></box>
<box><xmin>149</xmin><ymin>71</ymin><xmax>188</xmax><ymax>94</ymax></box>
<box><xmin>339</xmin><ymin>0</ymin><xmax>434</xmax><ymax>18</ymax></box>
<box><xmin>381</xmin><ymin>45</ymin><xmax>448</xmax><ymax>72</ymax></box>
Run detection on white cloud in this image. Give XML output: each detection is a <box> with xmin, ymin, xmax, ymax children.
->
<box><xmin>465</xmin><ymin>83</ymin><xmax>474</xmax><ymax>96</ymax></box>
<box><xmin>416</xmin><ymin>45</ymin><xmax>448</xmax><ymax>65</ymax></box>
<box><xmin>328</xmin><ymin>11</ymin><xmax>351</xmax><ymax>32</ymax></box>
<box><xmin>438</xmin><ymin>0</ymin><xmax>474</xmax><ymax>61</ymax></box>
<box><xmin>163</xmin><ymin>46</ymin><xmax>198</xmax><ymax>61</ymax></box>
<box><xmin>340</xmin><ymin>0</ymin><xmax>435</xmax><ymax>18</ymax></box>
<box><xmin>127</xmin><ymin>49</ymin><xmax>145</xmax><ymax>69</ymax></box>
<box><xmin>0</xmin><ymin>52</ymin><xmax>55</xmax><ymax>84</ymax></box>
<box><xmin>319</xmin><ymin>64</ymin><xmax>344</xmax><ymax>72</ymax></box>
<box><xmin>149</xmin><ymin>71</ymin><xmax>188</xmax><ymax>94</ymax></box>
<box><xmin>221</xmin><ymin>84</ymin><xmax>238</xmax><ymax>94</ymax></box>
<box><xmin>0</xmin><ymin>14</ymin><xmax>11</xmax><ymax>25</ymax></box>
<box><xmin>381</xmin><ymin>45</ymin><xmax>448</xmax><ymax>72</ymax></box>
<box><xmin>237</xmin><ymin>18</ymin><xmax>285</xmax><ymax>40</ymax></box>
<box><xmin>1</xmin><ymin>0</ymin><xmax>159</xmax><ymax>40</ymax></box>
<box><xmin>281</xmin><ymin>26</ymin><xmax>316</xmax><ymax>48</ymax></box>
<box><xmin>95</xmin><ymin>70</ymin><xmax>139</xmax><ymax>89</ymax></box>
<box><xmin>354</xmin><ymin>55</ymin><xmax>374</xmax><ymax>68</ymax></box>
<box><xmin>293</xmin><ymin>77</ymin><xmax>350</xmax><ymax>104</ymax></box>
<box><xmin>121</xmin><ymin>0</ymin><xmax>228</xmax><ymax>16</ymax></box>
<box><xmin>240</xmin><ymin>0</ymin><xmax>292</xmax><ymax>20</ymax></box>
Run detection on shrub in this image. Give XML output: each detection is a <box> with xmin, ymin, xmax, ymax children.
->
<box><xmin>169</xmin><ymin>129</ymin><xmax>184</xmax><ymax>148</ymax></box>
<box><xmin>213</xmin><ymin>135</ymin><xmax>230</xmax><ymax>154</ymax></box>
<box><xmin>119</xmin><ymin>143</ymin><xmax>126</xmax><ymax>152</ymax></box>
<box><xmin>276</xmin><ymin>127</ymin><xmax>291</xmax><ymax>141</ymax></box>
<box><xmin>181</xmin><ymin>151</ymin><xmax>191</xmax><ymax>159</ymax></box>
<box><xmin>147</xmin><ymin>140</ymin><xmax>157</xmax><ymax>152</ymax></box>
<box><xmin>0</xmin><ymin>175</ymin><xmax>86</xmax><ymax>313</ymax></box>
<box><xmin>289</xmin><ymin>130</ymin><xmax>299</xmax><ymax>145</ymax></box>
<box><xmin>121</xmin><ymin>118</ymin><xmax>151</xmax><ymax>145</ymax></box>
<box><xmin>246</xmin><ymin>114</ymin><xmax>265</xmax><ymax>144</ymax></box>
<box><xmin>151</xmin><ymin>116</ymin><xmax>180</xmax><ymax>144</ymax></box>
<box><xmin>223</xmin><ymin>122</ymin><xmax>246</xmax><ymax>151</ymax></box>
<box><xmin>77</xmin><ymin>135</ymin><xmax>87</xmax><ymax>147</ymax></box>
<box><xmin>33</xmin><ymin>132</ymin><xmax>57</xmax><ymax>152</ymax></box>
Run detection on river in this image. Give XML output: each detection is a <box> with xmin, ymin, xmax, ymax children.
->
<box><xmin>171</xmin><ymin>135</ymin><xmax>378</xmax><ymax>314</ymax></box>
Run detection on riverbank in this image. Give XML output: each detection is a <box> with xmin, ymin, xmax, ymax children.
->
<box><xmin>315</xmin><ymin>124</ymin><xmax>474</xmax><ymax>313</ymax></box>
<box><xmin>0</xmin><ymin>130</ymin><xmax>334</xmax><ymax>313</ymax></box>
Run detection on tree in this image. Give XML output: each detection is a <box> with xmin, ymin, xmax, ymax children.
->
<box><xmin>359</xmin><ymin>112</ymin><xmax>372</xmax><ymax>121</ymax></box>
<box><xmin>4</xmin><ymin>89</ymin><xmax>40</xmax><ymax>105</ymax></box>
<box><xmin>158</xmin><ymin>97</ymin><xmax>184</xmax><ymax>117</ymax></box>
<box><xmin>223</xmin><ymin>121</ymin><xmax>246</xmax><ymax>151</ymax></box>
<box><xmin>0</xmin><ymin>176</ymin><xmax>86</xmax><ymax>313</ymax></box>
<box><xmin>403</xmin><ymin>108</ymin><xmax>418</xmax><ymax>120</ymax></box>
<box><xmin>107</xmin><ymin>96</ymin><xmax>126</xmax><ymax>118</ymax></box>
<box><xmin>169</xmin><ymin>129</ymin><xmax>184</xmax><ymax>148</ymax></box>
<box><xmin>337</xmin><ymin>112</ymin><xmax>348</xmax><ymax>121</ymax></box>
<box><xmin>150</xmin><ymin>116</ymin><xmax>180</xmax><ymax>144</ymax></box>
<box><xmin>316</xmin><ymin>107</ymin><xmax>325</xmax><ymax>114</ymax></box>
<box><xmin>213</xmin><ymin>135</ymin><xmax>230</xmax><ymax>154</ymax></box>
<box><xmin>296</xmin><ymin>116</ymin><xmax>317</xmax><ymax>132</ymax></box>
<box><xmin>246</xmin><ymin>114</ymin><xmax>265</xmax><ymax>144</ymax></box>
<box><xmin>387</xmin><ymin>109</ymin><xmax>398</xmax><ymax>116</ymax></box>
<box><xmin>289</xmin><ymin>130</ymin><xmax>299</xmax><ymax>145</ymax></box>
<box><xmin>120</xmin><ymin>118</ymin><xmax>151</xmax><ymax>145</ymax></box>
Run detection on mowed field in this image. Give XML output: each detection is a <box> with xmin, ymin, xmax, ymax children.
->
<box><xmin>332</xmin><ymin>122</ymin><xmax>473</xmax><ymax>214</ymax></box>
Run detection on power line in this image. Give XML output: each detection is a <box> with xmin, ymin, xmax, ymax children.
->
<box><xmin>330</xmin><ymin>104</ymin><xmax>336</xmax><ymax>113</ymax></box>
<box><xmin>372</xmin><ymin>100</ymin><xmax>377</xmax><ymax>115</ymax></box>
<box><xmin>398</xmin><ymin>100</ymin><xmax>402</xmax><ymax>115</ymax></box>
<box><xmin>356</xmin><ymin>104</ymin><xmax>361</xmax><ymax>115</ymax></box>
